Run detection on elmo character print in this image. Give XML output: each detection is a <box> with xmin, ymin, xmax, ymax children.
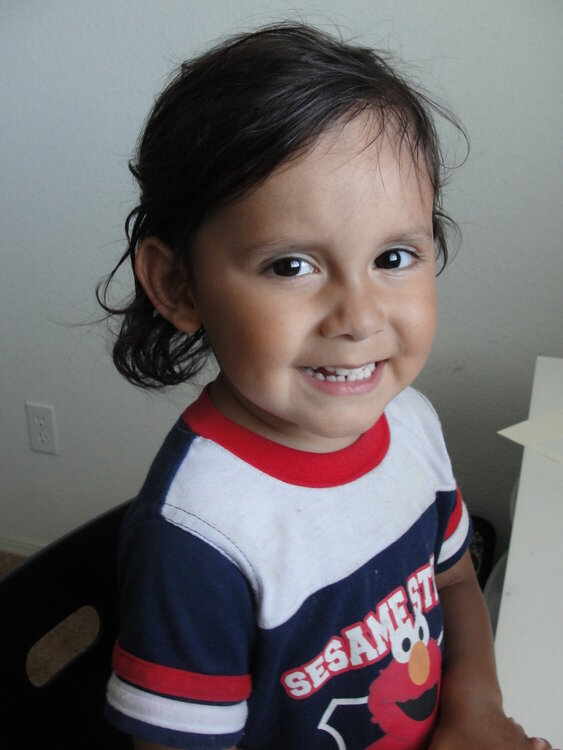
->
<box><xmin>316</xmin><ymin>611</ymin><xmax>441</xmax><ymax>750</ymax></box>
<box><xmin>365</xmin><ymin>612</ymin><xmax>441</xmax><ymax>749</ymax></box>
<box><xmin>304</xmin><ymin>556</ymin><xmax>444</xmax><ymax>749</ymax></box>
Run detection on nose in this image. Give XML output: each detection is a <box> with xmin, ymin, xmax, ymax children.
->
<box><xmin>319</xmin><ymin>279</ymin><xmax>384</xmax><ymax>340</ymax></box>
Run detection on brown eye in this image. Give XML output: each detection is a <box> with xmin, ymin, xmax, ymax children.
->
<box><xmin>270</xmin><ymin>257</ymin><xmax>315</xmax><ymax>277</ymax></box>
<box><xmin>375</xmin><ymin>249</ymin><xmax>417</xmax><ymax>270</ymax></box>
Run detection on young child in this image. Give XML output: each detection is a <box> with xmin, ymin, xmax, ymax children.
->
<box><xmin>100</xmin><ymin>23</ymin><xmax>553</xmax><ymax>750</ymax></box>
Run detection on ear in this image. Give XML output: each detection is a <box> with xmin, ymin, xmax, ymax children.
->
<box><xmin>135</xmin><ymin>238</ymin><xmax>202</xmax><ymax>333</ymax></box>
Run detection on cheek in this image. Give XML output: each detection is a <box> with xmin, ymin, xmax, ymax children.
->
<box><xmin>198</xmin><ymin>292</ymin><xmax>291</xmax><ymax>371</ymax></box>
<box><xmin>420</xmin><ymin>293</ymin><xmax>438</xmax><ymax>345</ymax></box>
<box><xmin>399</xmin><ymin>285</ymin><xmax>438</xmax><ymax>353</ymax></box>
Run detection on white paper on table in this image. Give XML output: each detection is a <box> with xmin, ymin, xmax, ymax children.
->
<box><xmin>498</xmin><ymin>408</ymin><xmax>563</xmax><ymax>463</ymax></box>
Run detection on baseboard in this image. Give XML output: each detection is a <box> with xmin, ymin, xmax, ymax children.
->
<box><xmin>0</xmin><ymin>535</ymin><xmax>43</xmax><ymax>557</ymax></box>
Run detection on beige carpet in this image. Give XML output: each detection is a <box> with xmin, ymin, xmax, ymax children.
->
<box><xmin>0</xmin><ymin>550</ymin><xmax>24</xmax><ymax>576</ymax></box>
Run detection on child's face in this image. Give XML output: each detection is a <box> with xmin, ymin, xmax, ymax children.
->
<box><xmin>188</xmin><ymin>116</ymin><xmax>437</xmax><ymax>452</ymax></box>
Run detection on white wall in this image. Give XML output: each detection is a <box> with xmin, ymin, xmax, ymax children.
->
<box><xmin>2</xmin><ymin>0</ymin><xmax>562</xmax><ymax>558</ymax></box>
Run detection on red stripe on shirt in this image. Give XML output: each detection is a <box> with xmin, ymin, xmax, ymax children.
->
<box><xmin>183</xmin><ymin>385</ymin><xmax>390</xmax><ymax>488</ymax></box>
<box><xmin>444</xmin><ymin>488</ymin><xmax>463</xmax><ymax>540</ymax></box>
<box><xmin>112</xmin><ymin>642</ymin><xmax>252</xmax><ymax>703</ymax></box>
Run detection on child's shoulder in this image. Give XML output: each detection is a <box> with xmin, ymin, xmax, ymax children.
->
<box><xmin>387</xmin><ymin>385</ymin><xmax>441</xmax><ymax>424</ymax></box>
<box><xmin>386</xmin><ymin>386</ymin><xmax>449</xmax><ymax>454</ymax></box>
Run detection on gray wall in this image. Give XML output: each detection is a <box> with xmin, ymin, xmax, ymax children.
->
<box><xmin>2</xmin><ymin>0</ymin><xmax>562</xmax><ymax>560</ymax></box>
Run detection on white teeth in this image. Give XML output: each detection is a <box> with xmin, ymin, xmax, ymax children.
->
<box><xmin>303</xmin><ymin>363</ymin><xmax>376</xmax><ymax>382</ymax></box>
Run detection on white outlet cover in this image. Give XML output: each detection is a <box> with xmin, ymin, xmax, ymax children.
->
<box><xmin>25</xmin><ymin>402</ymin><xmax>59</xmax><ymax>455</ymax></box>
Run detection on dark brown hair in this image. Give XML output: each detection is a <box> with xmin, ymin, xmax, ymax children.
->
<box><xmin>98</xmin><ymin>22</ymin><xmax>466</xmax><ymax>388</ymax></box>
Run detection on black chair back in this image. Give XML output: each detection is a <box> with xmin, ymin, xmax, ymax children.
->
<box><xmin>0</xmin><ymin>501</ymin><xmax>133</xmax><ymax>749</ymax></box>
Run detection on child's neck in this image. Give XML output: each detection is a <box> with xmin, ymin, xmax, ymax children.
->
<box><xmin>207</xmin><ymin>375</ymin><xmax>373</xmax><ymax>454</ymax></box>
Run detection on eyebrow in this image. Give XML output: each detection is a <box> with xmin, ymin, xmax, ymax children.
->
<box><xmin>387</xmin><ymin>227</ymin><xmax>434</xmax><ymax>244</ymax></box>
<box><xmin>231</xmin><ymin>238</ymin><xmax>308</xmax><ymax>260</ymax></box>
<box><xmin>231</xmin><ymin>226</ymin><xmax>435</xmax><ymax>260</ymax></box>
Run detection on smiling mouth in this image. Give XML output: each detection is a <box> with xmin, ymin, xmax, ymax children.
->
<box><xmin>397</xmin><ymin>684</ymin><xmax>438</xmax><ymax>721</ymax></box>
<box><xmin>301</xmin><ymin>363</ymin><xmax>377</xmax><ymax>382</ymax></box>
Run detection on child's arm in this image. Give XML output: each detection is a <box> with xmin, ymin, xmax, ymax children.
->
<box><xmin>432</xmin><ymin>550</ymin><xmax>552</xmax><ymax>749</ymax></box>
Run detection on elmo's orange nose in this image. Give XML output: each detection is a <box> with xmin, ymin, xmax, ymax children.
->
<box><xmin>408</xmin><ymin>641</ymin><xmax>430</xmax><ymax>685</ymax></box>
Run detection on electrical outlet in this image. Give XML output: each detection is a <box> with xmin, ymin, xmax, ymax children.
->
<box><xmin>25</xmin><ymin>402</ymin><xmax>59</xmax><ymax>455</ymax></box>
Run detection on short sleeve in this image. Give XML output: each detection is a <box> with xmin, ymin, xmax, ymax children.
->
<box><xmin>434</xmin><ymin>487</ymin><xmax>472</xmax><ymax>574</ymax></box>
<box><xmin>105</xmin><ymin>513</ymin><xmax>255</xmax><ymax>749</ymax></box>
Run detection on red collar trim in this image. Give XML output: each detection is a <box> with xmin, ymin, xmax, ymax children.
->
<box><xmin>182</xmin><ymin>387</ymin><xmax>390</xmax><ymax>488</ymax></box>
